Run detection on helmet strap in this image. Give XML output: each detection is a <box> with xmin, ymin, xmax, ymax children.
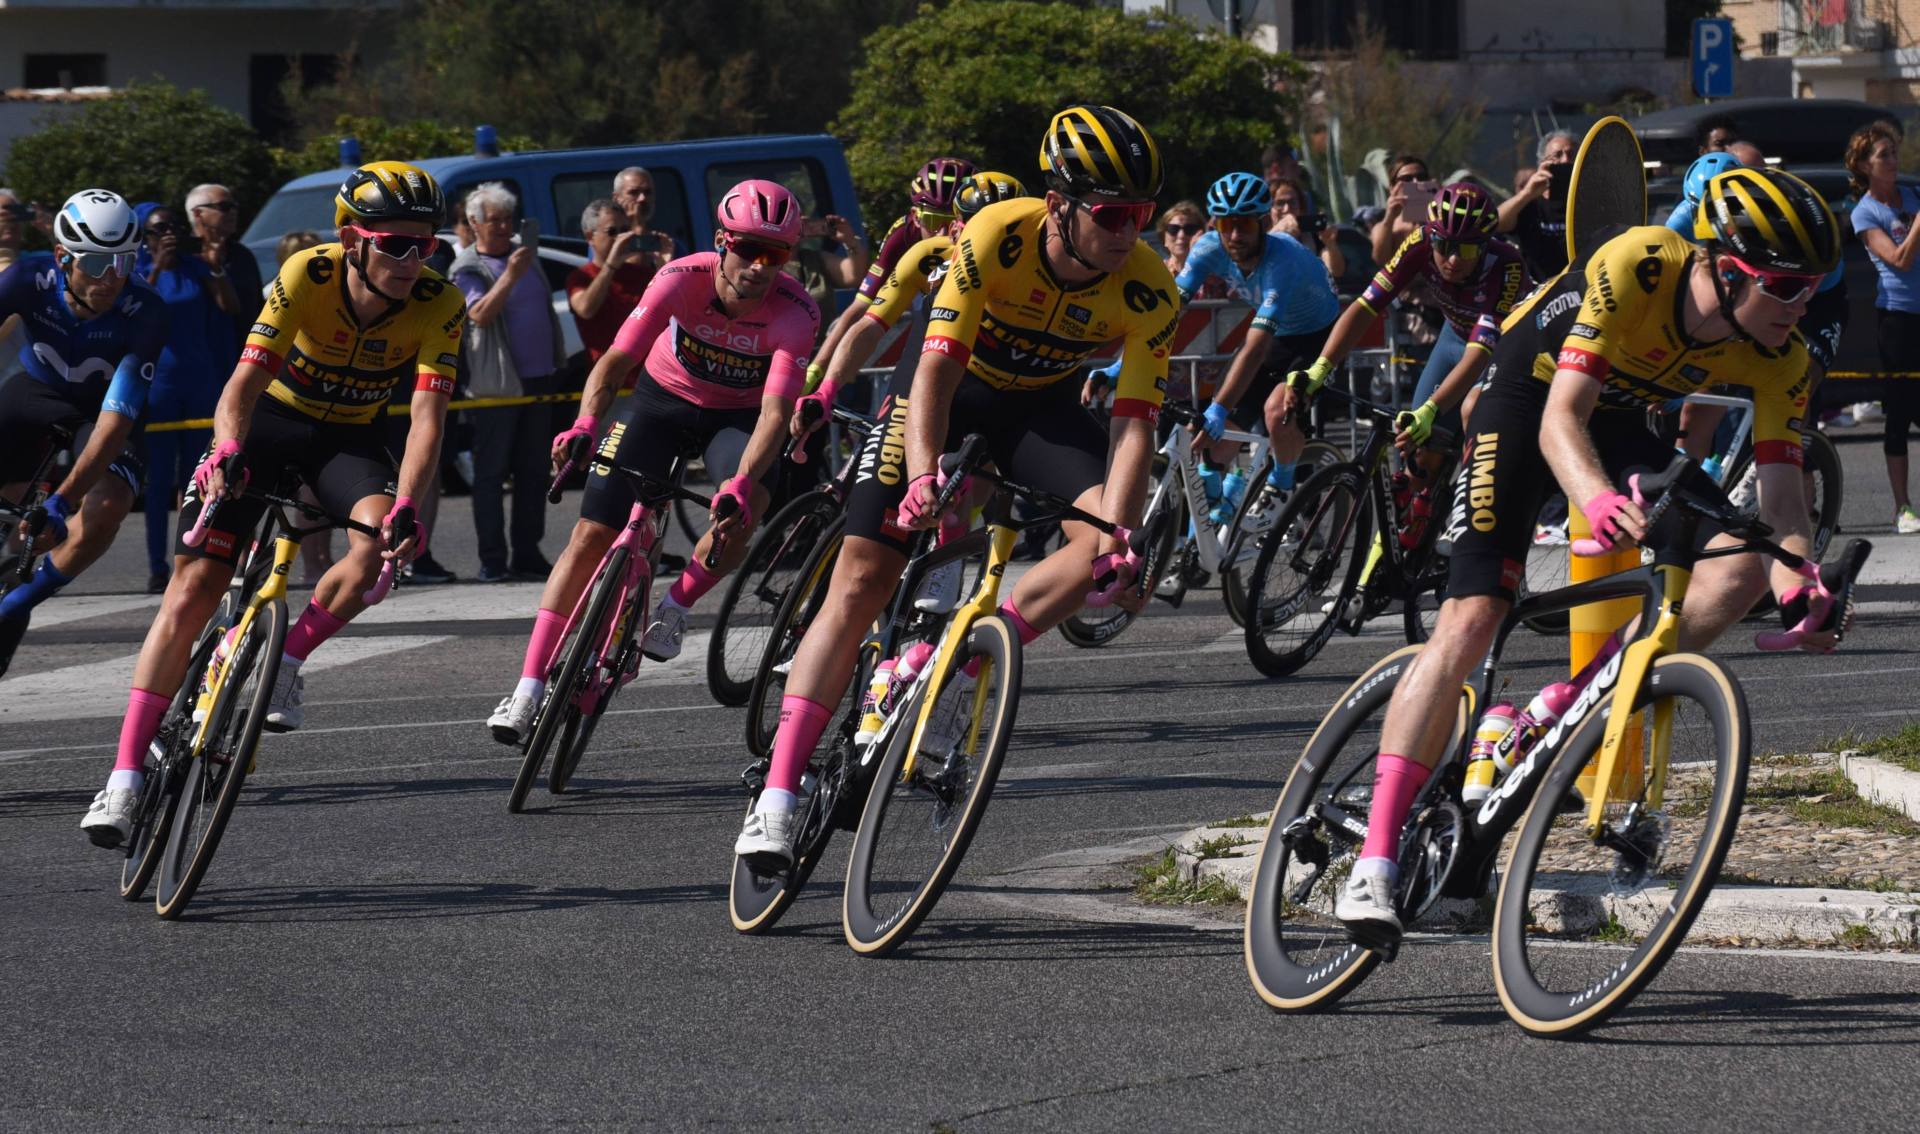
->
<box><xmin>1704</xmin><ymin>248</ymin><xmax>1754</xmax><ymax>342</ymax></box>
<box><xmin>1050</xmin><ymin>200</ymin><xmax>1105</xmax><ymax>275</ymax></box>
<box><xmin>350</xmin><ymin>240</ymin><xmax>405</xmax><ymax>303</ymax></box>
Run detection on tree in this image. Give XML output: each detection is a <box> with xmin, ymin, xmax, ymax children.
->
<box><xmin>271</xmin><ymin>116</ymin><xmax>542</xmax><ymax>182</ymax></box>
<box><xmin>4</xmin><ymin>82</ymin><xmax>278</xmax><ymax>219</ymax></box>
<box><xmin>833</xmin><ymin>1</ymin><xmax>1307</xmax><ymax>225</ymax></box>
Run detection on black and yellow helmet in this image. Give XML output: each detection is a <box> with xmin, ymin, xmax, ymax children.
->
<box><xmin>955</xmin><ymin>171</ymin><xmax>1028</xmax><ymax>219</ymax></box>
<box><xmin>335</xmin><ymin>161</ymin><xmax>446</xmax><ymax>228</ymax></box>
<box><xmin>1691</xmin><ymin>166</ymin><xmax>1840</xmax><ymax>275</ymax></box>
<box><xmin>1039</xmin><ymin>105</ymin><xmax>1162</xmax><ymax>201</ymax></box>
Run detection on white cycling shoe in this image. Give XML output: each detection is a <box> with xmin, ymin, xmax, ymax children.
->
<box><xmin>81</xmin><ymin>788</ymin><xmax>140</xmax><ymax>849</ymax></box>
<box><xmin>735</xmin><ymin>808</ymin><xmax>796</xmax><ymax>868</ymax></box>
<box><xmin>913</xmin><ymin>559</ymin><xmax>963</xmax><ymax>614</ymax></box>
<box><xmin>264</xmin><ymin>666</ymin><xmax>305</xmax><ymax>732</ymax></box>
<box><xmin>641</xmin><ymin>599</ymin><xmax>688</xmax><ymax>661</ymax></box>
<box><xmin>1333</xmin><ymin>869</ymin><xmax>1403</xmax><ymax>946</ymax></box>
<box><xmin>488</xmin><ymin>689</ymin><xmax>540</xmax><ymax>745</ymax></box>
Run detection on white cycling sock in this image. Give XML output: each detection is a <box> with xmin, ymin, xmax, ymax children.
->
<box><xmin>515</xmin><ymin>676</ymin><xmax>544</xmax><ymax>701</ymax></box>
<box><xmin>107</xmin><ymin>768</ymin><xmax>142</xmax><ymax>793</ymax></box>
<box><xmin>279</xmin><ymin>653</ymin><xmax>305</xmax><ymax>671</ymax></box>
<box><xmin>1354</xmin><ymin>855</ymin><xmax>1399</xmax><ymax>884</ymax></box>
<box><xmin>754</xmin><ymin>788</ymin><xmax>797</xmax><ymax>815</ymax></box>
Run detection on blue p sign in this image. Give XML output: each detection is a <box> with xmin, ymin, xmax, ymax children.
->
<box><xmin>1693</xmin><ymin>18</ymin><xmax>1734</xmax><ymax>98</ymax></box>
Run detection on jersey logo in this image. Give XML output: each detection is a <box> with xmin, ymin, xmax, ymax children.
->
<box><xmin>250</xmin><ymin>322</ymin><xmax>279</xmax><ymax>340</ymax></box>
<box><xmin>997</xmin><ymin>234</ymin><xmax>1023</xmax><ymax>269</ymax></box>
<box><xmin>1067</xmin><ymin>303</ymin><xmax>1092</xmax><ymax>324</ymax></box>
<box><xmin>34</xmin><ymin>266</ymin><xmax>58</xmax><ymax>291</ymax></box>
<box><xmin>305</xmin><ymin>254</ymin><xmax>335</xmax><ymax>286</ymax></box>
<box><xmin>31</xmin><ymin>342</ymin><xmax>114</xmax><ymax>387</ymax></box>
<box><xmin>1123</xmin><ymin>280</ymin><xmax>1170</xmax><ymax>314</ymax></box>
<box><xmin>410</xmin><ymin>277</ymin><xmax>444</xmax><ymax>302</ymax></box>
<box><xmin>1634</xmin><ymin>256</ymin><xmax>1662</xmax><ymax>293</ymax></box>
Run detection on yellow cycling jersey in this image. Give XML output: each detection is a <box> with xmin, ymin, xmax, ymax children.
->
<box><xmin>1505</xmin><ymin>225</ymin><xmax>1811</xmax><ymax>465</ymax></box>
<box><xmin>864</xmin><ymin>235</ymin><xmax>956</xmax><ymax>331</ymax></box>
<box><xmin>242</xmin><ymin>245</ymin><xmax>466</xmax><ymax>426</ymax></box>
<box><xmin>922</xmin><ymin>197</ymin><xmax>1179</xmax><ymax>421</ymax></box>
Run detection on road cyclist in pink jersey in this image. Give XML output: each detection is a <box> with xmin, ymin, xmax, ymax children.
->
<box><xmin>487</xmin><ymin>180</ymin><xmax>821</xmax><ymax>742</ymax></box>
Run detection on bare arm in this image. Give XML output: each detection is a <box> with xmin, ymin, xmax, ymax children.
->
<box><xmin>571</xmin><ymin>345</ymin><xmax>639</xmax><ymax>428</ymax></box>
<box><xmin>1539</xmin><ymin>368</ymin><xmax>1646</xmax><ymax>543</ymax></box>
<box><xmin>813</xmin><ymin>296</ymin><xmax>871</xmax><ymax>378</ymax></box>
<box><xmin>904</xmin><ymin>349</ymin><xmax>966</xmax><ymax>485</ymax></box>
<box><xmin>465</xmin><ymin>250</ymin><xmax>535</xmax><ymax>328</ymax></box>
<box><xmin>1860</xmin><ymin>223</ymin><xmax>1920</xmax><ymax>274</ymax></box>
<box><xmin>1499</xmin><ymin>167</ymin><xmax>1551</xmax><ymax>234</ymax></box>
<box><xmin>569</xmin><ymin>233</ymin><xmax>641</xmax><ymax>320</ymax></box>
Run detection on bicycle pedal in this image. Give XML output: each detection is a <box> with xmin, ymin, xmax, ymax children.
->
<box><xmin>1344</xmin><ymin>925</ymin><xmax>1401</xmax><ymax>961</ymax></box>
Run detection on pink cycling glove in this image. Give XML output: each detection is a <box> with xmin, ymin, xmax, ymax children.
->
<box><xmin>1581</xmin><ymin>490</ymin><xmax>1635</xmax><ymax>553</ymax></box>
<box><xmin>192</xmin><ymin>438</ymin><xmax>243</xmax><ymax>498</ymax></box>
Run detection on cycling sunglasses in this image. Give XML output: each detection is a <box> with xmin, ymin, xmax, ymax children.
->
<box><xmin>345</xmin><ymin>224</ymin><xmax>439</xmax><ymax>261</ymax></box>
<box><xmin>1724</xmin><ymin>253</ymin><xmax>1822</xmax><ymax>304</ymax></box>
<box><xmin>722</xmin><ymin>233</ymin><xmax>793</xmax><ymax>267</ymax></box>
<box><xmin>1070</xmin><ymin>195</ymin><xmax>1156</xmax><ymax>234</ymax></box>
<box><xmin>912</xmin><ymin>206</ymin><xmax>956</xmax><ymax>232</ymax></box>
<box><xmin>1430</xmin><ymin>236</ymin><xmax>1485</xmax><ymax>262</ymax></box>
<box><xmin>1213</xmin><ymin>213</ymin><xmax>1264</xmax><ymax>236</ymax></box>
<box><xmin>69</xmin><ymin>250</ymin><xmax>137</xmax><ymax>278</ymax></box>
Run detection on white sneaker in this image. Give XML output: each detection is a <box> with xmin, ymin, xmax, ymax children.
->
<box><xmin>1852</xmin><ymin>401</ymin><xmax>1884</xmax><ymax>424</ymax></box>
<box><xmin>913</xmin><ymin>559</ymin><xmax>964</xmax><ymax>613</ymax></box>
<box><xmin>488</xmin><ymin>690</ymin><xmax>539</xmax><ymax>745</ymax></box>
<box><xmin>264</xmin><ymin>666</ymin><xmax>305</xmax><ymax>732</ymax></box>
<box><xmin>1897</xmin><ymin>507</ymin><xmax>1920</xmax><ymax>535</ymax></box>
<box><xmin>81</xmin><ymin>788</ymin><xmax>139</xmax><ymax>848</ymax></box>
<box><xmin>1532</xmin><ymin>522</ymin><xmax>1568</xmax><ymax>547</ymax></box>
<box><xmin>735</xmin><ymin>807</ymin><xmax>796</xmax><ymax>867</ymax></box>
<box><xmin>771</xmin><ymin>655</ymin><xmax>794</xmax><ymax>677</ymax></box>
<box><xmin>641</xmin><ymin>599</ymin><xmax>688</xmax><ymax>662</ymax></box>
<box><xmin>920</xmin><ymin>670</ymin><xmax>977</xmax><ymax>755</ymax></box>
<box><xmin>1333</xmin><ymin>870</ymin><xmax>1403</xmax><ymax>944</ymax></box>
<box><xmin>1827</xmin><ymin>411</ymin><xmax>1855</xmax><ymax>429</ymax></box>
<box><xmin>1243</xmin><ymin>484</ymin><xmax>1287</xmax><ymax>534</ymax></box>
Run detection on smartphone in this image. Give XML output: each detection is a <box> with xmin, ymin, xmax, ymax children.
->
<box><xmin>1548</xmin><ymin>162</ymin><xmax>1573</xmax><ymax>200</ymax></box>
<box><xmin>518</xmin><ymin>217</ymin><xmax>540</xmax><ymax>250</ymax></box>
<box><xmin>801</xmin><ymin>216</ymin><xmax>831</xmax><ymax>240</ymax></box>
<box><xmin>1399</xmin><ymin>180</ymin><xmax>1438</xmax><ymax>216</ymax></box>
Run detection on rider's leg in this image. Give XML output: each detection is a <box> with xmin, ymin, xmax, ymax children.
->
<box><xmin>0</xmin><ymin>474</ymin><xmax>135</xmax><ymax>625</ymax></box>
<box><xmin>513</xmin><ymin>516</ymin><xmax>618</xmax><ymax>693</ymax></box>
<box><xmin>113</xmin><ymin>552</ymin><xmax>240</xmax><ymax>790</ymax></box>
<box><xmin>1673</xmin><ymin>534</ymin><xmax>1771</xmax><ymax>653</ymax></box>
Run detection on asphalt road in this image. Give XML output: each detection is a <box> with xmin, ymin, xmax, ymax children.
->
<box><xmin>3</xmin><ymin>423</ymin><xmax>1918</xmax><ymax>1131</ymax></box>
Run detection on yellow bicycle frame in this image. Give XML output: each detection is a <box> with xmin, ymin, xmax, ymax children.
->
<box><xmin>1580</xmin><ymin>563</ymin><xmax>1689</xmax><ymax>838</ymax></box>
<box><xmin>898</xmin><ymin>521</ymin><xmax>1018</xmax><ymax>780</ymax></box>
<box><xmin>188</xmin><ymin>535</ymin><xmax>297</xmax><ymax>751</ymax></box>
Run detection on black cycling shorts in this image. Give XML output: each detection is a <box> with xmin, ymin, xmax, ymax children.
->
<box><xmin>845</xmin><ymin>367</ymin><xmax>1110</xmax><ymax>553</ymax></box>
<box><xmin>1798</xmin><ymin>282</ymin><xmax>1849</xmax><ymax>374</ymax></box>
<box><xmin>177</xmin><ymin>398</ymin><xmax>395</xmax><ymax>565</ymax></box>
<box><xmin>0</xmin><ymin>370</ymin><xmax>144</xmax><ymax>493</ymax></box>
<box><xmin>579</xmin><ymin>367</ymin><xmax>768</xmax><ymax>529</ymax></box>
<box><xmin>1440</xmin><ymin>372</ymin><xmax>1674</xmax><ymax>602</ymax></box>
<box><xmin>1230</xmin><ymin>321</ymin><xmax>1336</xmax><ymax>429</ymax></box>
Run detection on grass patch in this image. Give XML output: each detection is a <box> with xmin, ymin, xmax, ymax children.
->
<box><xmin>1133</xmin><ymin>848</ymin><xmax>1243</xmax><ymax>907</ymax></box>
<box><xmin>1189</xmin><ymin>832</ymin><xmax>1251</xmax><ymax>859</ymax></box>
<box><xmin>1833</xmin><ymin>923</ymin><xmax>1880</xmax><ymax>950</ymax></box>
<box><xmin>1832</xmin><ymin>723</ymin><xmax>1920</xmax><ymax>774</ymax></box>
<box><xmin>1217</xmin><ymin>812</ymin><xmax>1269</xmax><ymax>829</ymax></box>
<box><xmin>1742</xmin><ymin>768</ymin><xmax>1920</xmax><ymax>837</ymax></box>
<box><xmin>1590</xmin><ymin>912</ymin><xmax>1635</xmax><ymax>944</ymax></box>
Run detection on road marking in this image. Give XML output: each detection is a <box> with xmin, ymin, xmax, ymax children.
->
<box><xmin>26</xmin><ymin>593</ymin><xmax>164</xmax><ymax>628</ymax></box>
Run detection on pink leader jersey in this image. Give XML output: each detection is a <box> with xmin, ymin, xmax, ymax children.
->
<box><xmin>610</xmin><ymin>252</ymin><xmax>820</xmax><ymax>410</ymax></box>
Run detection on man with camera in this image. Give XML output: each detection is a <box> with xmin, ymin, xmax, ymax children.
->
<box><xmin>1498</xmin><ymin>128</ymin><xmax>1577</xmax><ymax>281</ymax></box>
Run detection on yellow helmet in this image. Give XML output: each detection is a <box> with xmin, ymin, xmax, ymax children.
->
<box><xmin>1039</xmin><ymin>105</ymin><xmax>1162</xmax><ymax>201</ymax></box>
<box><xmin>955</xmin><ymin>171</ymin><xmax>1028</xmax><ymax>219</ymax></box>
<box><xmin>1691</xmin><ymin>166</ymin><xmax>1840</xmax><ymax>275</ymax></box>
<box><xmin>335</xmin><ymin>161</ymin><xmax>446</xmax><ymax>228</ymax></box>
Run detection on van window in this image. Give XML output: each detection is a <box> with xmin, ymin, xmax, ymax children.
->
<box><xmin>552</xmin><ymin>168</ymin><xmax>691</xmax><ymax>248</ymax></box>
<box><xmin>707</xmin><ymin>158</ymin><xmax>834</xmax><ymax>220</ymax></box>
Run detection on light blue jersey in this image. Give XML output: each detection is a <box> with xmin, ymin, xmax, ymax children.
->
<box><xmin>1175</xmin><ymin>230</ymin><xmax>1338</xmax><ymax>336</ymax></box>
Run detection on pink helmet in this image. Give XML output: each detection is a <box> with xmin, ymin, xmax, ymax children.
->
<box><xmin>910</xmin><ymin>157</ymin><xmax>976</xmax><ymax>209</ymax></box>
<box><xmin>717</xmin><ymin>179</ymin><xmax>803</xmax><ymax>247</ymax></box>
<box><xmin>1425</xmin><ymin>181</ymin><xmax>1498</xmax><ymax>241</ymax></box>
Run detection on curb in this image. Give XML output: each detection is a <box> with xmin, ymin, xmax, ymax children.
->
<box><xmin>1838</xmin><ymin>748</ymin><xmax>1920</xmax><ymax>822</ymax></box>
<box><xmin>1171</xmin><ymin>820</ymin><xmax>1920</xmax><ymax>949</ymax></box>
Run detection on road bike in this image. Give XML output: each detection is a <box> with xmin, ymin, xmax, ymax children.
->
<box><xmin>1242</xmin><ymin>455</ymin><xmax>1871</xmax><ymax>1035</ymax></box>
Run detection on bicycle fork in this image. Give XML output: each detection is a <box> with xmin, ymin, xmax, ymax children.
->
<box><xmin>898</xmin><ymin>523</ymin><xmax>1016</xmax><ymax>781</ymax></box>
<box><xmin>191</xmin><ymin>536</ymin><xmax>296</xmax><ymax>754</ymax></box>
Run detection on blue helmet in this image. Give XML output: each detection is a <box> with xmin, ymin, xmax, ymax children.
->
<box><xmin>1206</xmin><ymin>172</ymin><xmax>1270</xmax><ymax>217</ymax></box>
<box><xmin>1682</xmin><ymin>152</ymin><xmax>1743</xmax><ymax>205</ymax></box>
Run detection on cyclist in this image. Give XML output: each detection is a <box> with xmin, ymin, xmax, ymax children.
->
<box><xmin>796</xmin><ymin>169</ymin><xmax>1029</xmax><ymax>612</ymax></box>
<box><xmin>80</xmin><ymin>161</ymin><xmax>462</xmax><ymax>845</ymax></box>
<box><xmin>1333</xmin><ymin>167</ymin><xmax>1847</xmax><ymax>947</ymax></box>
<box><xmin>734</xmin><ymin>105</ymin><xmax>1179</xmax><ymax>866</ymax></box>
<box><xmin>1287</xmin><ymin>182</ymin><xmax>1530</xmax><ymax>538</ymax></box>
<box><xmin>807</xmin><ymin>157</ymin><xmax>975</xmax><ymax>393</ymax></box>
<box><xmin>0</xmin><ymin>189</ymin><xmax>165</xmax><ymax>678</ymax></box>
<box><xmin>486</xmin><ymin>180</ymin><xmax>820</xmax><ymax>742</ymax></box>
<box><xmin>1089</xmin><ymin>172</ymin><xmax>1340</xmax><ymax>526</ymax></box>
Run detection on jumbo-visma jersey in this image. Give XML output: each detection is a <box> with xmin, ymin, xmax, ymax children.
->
<box><xmin>922</xmin><ymin>198</ymin><xmax>1180</xmax><ymax>422</ymax></box>
<box><xmin>1505</xmin><ymin>225</ymin><xmax>1812</xmax><ymax>466</ymax></box>
<box><xmin>864</xmin><ymin>235</ymin><xmax>955</xmax><ymax>331</ymax></box>
<box><xmin>243</xmin><ymin>245</ymin><xmax>466</xmax><ymax>426</ymax></box>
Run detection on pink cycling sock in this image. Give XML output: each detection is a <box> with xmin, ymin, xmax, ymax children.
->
<box><xmin>963</xmin><ymin>601</ymin><xmax>1042</xmax><ymax>678</ymax></box>
<box><xmin>114</xmin><ymin>688</ymin><xmax>172</xmax><ymax>774</ymax></box>
<box><xmin>521</xmin><ymin>608</ymin><xmax>568</xmax><ymax>680</ymax></box>
<box><xmin>765</xmin><ymin>695</ymin><xmax>832</xmax><ymax>796</ymax></box>
<box><xmin>1360</xmin><ymin>753</ymin><xmax>1431</xmax><ymax>862</ymax></box>
<box><xmin>283</xmin><ymin>600</ymin><xmax>349</xmax><ymax>662</ymax></box>
<box><xmin>667</xmin><ymin>558</ymin><xmax>720</xmax><ymax>607</ymax></box>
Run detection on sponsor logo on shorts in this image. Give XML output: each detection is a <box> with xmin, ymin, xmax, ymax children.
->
<box><xmin>1468</xmin><ymin>431</ymin><xmax>1498</xmax><ymax>532</ymax></box>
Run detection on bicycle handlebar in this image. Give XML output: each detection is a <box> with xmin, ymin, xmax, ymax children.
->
<box><xmin>783</xmin><ymin>397</ymin><xmax>826</xmax><ymax>464</ymax></box>
<box><xmin>549</xmin><ymin>434</ymin><xmax>595</xmax><ymax>504</ymax></box>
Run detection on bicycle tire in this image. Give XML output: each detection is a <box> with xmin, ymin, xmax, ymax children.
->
<box><xmin>1520</xmin><ymin>494</ymin><xmax>1572</xmax><ymax>636</ymax></box>
<box><xmin>549</xmin><ymin>578</ymin><xmax>646</xmax><ymax>795</ymax></box>
<box><xmin>1243</xmin><ymin>464</ymin><xmax>1369</xmax><ymax>677</ymax></box>
<box><xmin>1245</xmin><ymin>645</ymin><xmax>1467</xmax><ymax>1010</ymax></box>
<box><xmin>745</xmin><ymin>517</ymin><xmax>844</xmax><ymax>758</ymax></box>
<box><xmin>510</xmin><ymin>546</ymin><xmax>627</xmax><ymax>813</ymax></box>
<box><xmin>1057</xmin><ymin>496</ymin><xmax>1179</xmax><ymax>649</ymax></box>
<box><xmin>729</xmin><ymin>739</ymin><xmax>845</xmax><ymax>934</ymax></box>
<box><xmin>843</xmin><ymin>615</ymin><xmax>1021</xmax><ymax>956</ymax></box>
<box><xmin>120</xmin><ymin>609</ymin><xmax>232</xmax><ymax>901</ymax></box>
<box><xmin>707</xmin><ymin>489</ymin><xmax>841</xmax><ymax>706</ymax></box>
<box><xmin>153</xmin><ymin>597</ymin><xmax>288</xmax><ymax>919</ymax></box>
<box><xmin>1401</xmin><ymin>564</ymin><xmax>1448</xmax><ymax>644</ymax></box>
<box><xmin>1492</xmin><ymin>653</ymin><xmax>1749</xmax><ymax>1037</ymax></box>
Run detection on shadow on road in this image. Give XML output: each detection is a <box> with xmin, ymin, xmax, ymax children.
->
<box><xmin>171</xmin><ymin>878</ymin><xmax>727</xmax><ymax>923</ymax></box>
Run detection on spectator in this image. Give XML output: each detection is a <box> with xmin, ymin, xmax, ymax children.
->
<box><xmin>276</xmin><ymin>230</ymin><xmax>325</xmax><ymax>268</ymax></box>
<box><xmin>567</xmin><ymin>197</ymin><xmax>653</xmax><ymax>361</ymax></box>
<box><xmin>1697</xmin><ymin>112</ymin><xmax>1738</xmax><ymax>155</ymax></box>
<box><xmin>134</xmin><ymin>201</ymin><xmax>241</xmax><ymax>593</ymax></box>
<box><xmin>1156</xmin><ymin>200</ymin><xmax>1206</xmax><ymax>278</ymax></box>
<box><xmin>1497</xmin><ymin>128</ymin><xmax>1576</xmax><ymax>281</ymax></box>
<box><xmin>0</xmin><ymin>189</ymin><xmax>25</xmax><ymax>379</ymax></box>
<box><xmin>1727</xmin><ymin>139</ymin><xmax>1767</xmax><ymax>169</ymax></box>
<box><xmin>1269</xmin><ymin>175</ymin><xmax>1346</xmax><ymax>281</ymax></box>
<box><xmin>783</xmin><ymin>213</ymin><xmax>870</xmax><ymax>321</ymax></box>
<box><xmin>1261</xmin><ymin>142</ymin><xmax>1313</xmax><ymax>194</ymax></box>
<box><xmin>452</xmin><ymin>182</ymin><xmax>567</xmax><ymax>581</ymax></box>
<box><xmin>1370</xmin><ymin>154</ymin><xmax>1433</xmax><ymax>268</ymax></box>
<box><xmin>184</xmin><ymin>183</ymin><xmax>263</xmax><ymax>352</ymax></box>
<box><xmin>611</xmin><ymin>166</ymin><xmax>678</xmax><ymax>270</ymax></box>
<box><xmin>1511</xmin><ymin>165</ymin><xmax>1535</xmax><ymax>197</ymax></box>
<box><xmin>1846</xmin><ymin>122</ymin><xmax>1920</xmax><ymax>533</ymax></box>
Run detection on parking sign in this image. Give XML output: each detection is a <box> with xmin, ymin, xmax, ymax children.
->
<box><xmin>1693</xmin><ymin>17</ymin><xmax>1734</xmax><ymax>99</ymax></box>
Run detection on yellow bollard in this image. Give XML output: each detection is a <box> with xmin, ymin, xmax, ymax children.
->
<box><xmin>1567</xmin><ymin>507</ymin><xmax>1644</xmax><ymax>799</ymax></box>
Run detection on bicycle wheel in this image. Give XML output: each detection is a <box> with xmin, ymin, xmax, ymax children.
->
<box><xmin>745</xmin><ymin>517</ymin><xmax>844</xmax><ymax>758</ymax></box>
<box><xmin>549</xmin><ymin>577</ymin><xmax>647</xmax><ymax>795</ymax></box>
<box><xmin>1492</xmin><ymin>654</ymin><xmax>1749</xmax><ymax>1036</ymax></box>
<box><xmin>1519</xmin><ymin>494</ymin><xmax>1571</xmax><ymax>636</ymax></box>
<box><xmin>1401</xmin><ymin>563</ymin><xmax>1448</xmax><ymax>644</ymax></box>
<box><xmin>1057</xmin><ymin>496</ymin><xmax>1179</xmax><ymax>649</ymax></box>
<box><xmin>728</xmin><ymin>723</ymin><xmax>857</xmax><ymax>934</ymax></box>
<box><xmin>1246</xmin><ymin>645</ymin><xmax>1468</xmax><ymax>1009</ymax></box>
<box><xmin>1243</xmin><ymin>464</ymin><xmax>1368</xmax><ymax>677</ymax></box>
<box><xmin>153</xmin><ymin>598</ymin><xmax>288</xmax><ymax>919</ymax></box>
<box><xmin>707</xmin><ymin>489</ymin><xmax>840</xmax><ymax>706</ymax></box>
<box><xmin>843</xmin><ymin>615</ymin><xmax>1021</xmax><ymax>956</ymax></box>
<box><xmin>510</xmin><ymin>546</ymin><xmax>627</xmax><ymax>813</ymax></box>
<box><xmin>120</xmin><ymin>609</ymin><xmax>231</xmax><ymax>901</ymax></box>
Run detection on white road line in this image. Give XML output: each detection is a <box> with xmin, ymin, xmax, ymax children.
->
<box><xmin>28</xmin><ymin>593</ymin><xmax>162</xmax><ymax>628</ymax></box>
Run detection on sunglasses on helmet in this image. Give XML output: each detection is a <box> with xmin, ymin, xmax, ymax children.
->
<box><xmin>68</xmin><ymin>250</ymin><xmax>137</xmax><ymax>278</ymax></box>
<box><xmin>722</xmin><ymin>233</ymin><xmax>793</xmax><ymax>267</ymax></box>
<box><xmin>1069</xmin><ymin>195</ymin><xmax>1155</xmax><ymax>234</ymax></box>
<box><xmin>345</xmin><ymin>224</ymin><xmax>439</xmax><ymax>261</ymax></box>
<box><xmin>1723</xmin><ymin>253</ymin><xmax>1822</xmax><ymax>304</ymax></box>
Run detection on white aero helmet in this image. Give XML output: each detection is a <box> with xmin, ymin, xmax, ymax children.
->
<box><xmin>55</xmin><ymin>189</ymin><xmax>140</xmax><ymax>254</ymax></box>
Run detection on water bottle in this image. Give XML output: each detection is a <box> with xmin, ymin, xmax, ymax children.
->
<box><xmin>1211</xmin><ymin>470</ymin><xmax>1248</xmax><ymax>525</ymax></box>
<box><xmin>1196</xmin><ymin>461</ymin><xmax>1224</xmax><ymax>508</ymax></box>
<box><xmin>1489</xmin><ymin>682</ymin><xmax>1579</xmax><ymax>779</ymax></box>
<box><xmin>855</xmin><ymin>660</ymin><xmax>896</xmax><ymax>746</ymax></box>
<box><xmin>1397</xmin><ymin>485</ymin><xmax>1433</xmax><ymax>550</ymax></box>
<box><xmin>1462</xmin><ymin>703</ymin><xmax>1517</xmax><ymax>804</ymax></box>
<box><xmin>1701</xmin><ymin>453</ymin><xmax>1724</xmax><ymax>482</ymax></box>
